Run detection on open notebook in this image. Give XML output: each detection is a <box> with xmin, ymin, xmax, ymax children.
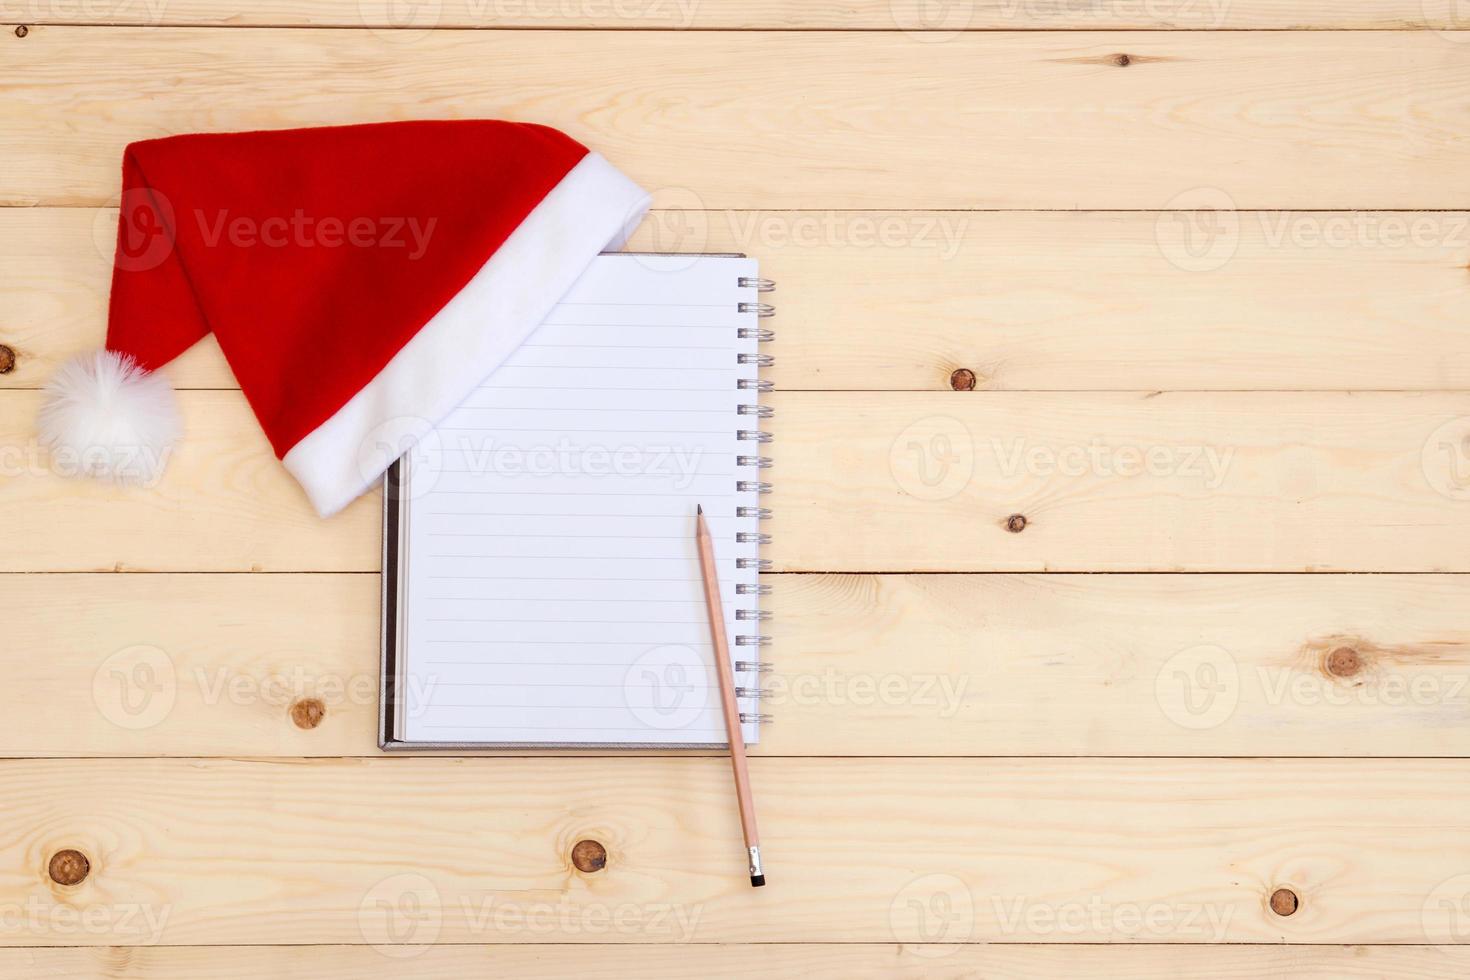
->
<box><xmin>381</xmin><ymin>254</ymin><xmax>773</xmax><ymax>748</ymax></box>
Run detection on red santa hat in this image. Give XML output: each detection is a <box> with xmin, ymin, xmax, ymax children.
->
<box><xmin>39</xmin><ymin>120</ymin><xmax>649</xmax><ymax>516</ymax></box>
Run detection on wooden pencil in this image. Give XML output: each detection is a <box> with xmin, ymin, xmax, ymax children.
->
<box><xmin>694</xmin><ymin>503</ymin><xmax>765</xmax><ymax>887</ymax></box>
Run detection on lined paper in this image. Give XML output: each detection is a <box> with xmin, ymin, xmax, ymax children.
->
<box><xmin>397</xmin><ymin>255</ymin><xmax>763</xmax><ymax>746</ymax></box>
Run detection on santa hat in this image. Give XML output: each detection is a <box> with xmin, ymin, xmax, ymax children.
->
<box><xmin>39</xmin><ymin>120</ymin><xmax>649</xmax><ymax>516</ymax></box>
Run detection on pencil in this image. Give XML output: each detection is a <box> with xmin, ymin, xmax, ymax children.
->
<box><xmin>694</xmin><ymin>503</ymin><xmax>766</xmax><ymax>887</ymax></box>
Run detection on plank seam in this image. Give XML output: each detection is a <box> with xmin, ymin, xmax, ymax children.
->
<box><xmin>8</xmin><ymin>24</ymin><xmax>1470</xmax><ymax>33</ymax></box>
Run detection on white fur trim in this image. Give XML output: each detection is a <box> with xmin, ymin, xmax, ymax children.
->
<box><xmin>38</xmin><ymin>349</ymin><xmax>181</xmax><ymax>486</ymax></box>
<box><xmin>281</xmin><ymin>152</ymin><xmax>650</xmax><ymax>517</ymax></box>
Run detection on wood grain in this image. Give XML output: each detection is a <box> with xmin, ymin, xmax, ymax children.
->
<box><xmin>772</xmin><ymin>573</ymin><xmax>1470</xmax><ymax>754</ymax></box>
<box><xmin>0</xmin><ymin>391</ymin><xmax>381</xmax><ymax>573</ymax></box>
<box><xmin>4</xmin><ymin>7</ymin><xmax>1467</xmax><ymax>969</ymax></box>
<box><xmin>775</xmin><ymin>390</ymin><xmax>1470</xmax><ymax>572</ymax></box>
<box><xmin>8</xmin><ymin>389</ymin><xmax>1470</xmax><ymax>572</ymax></box>
<box><xmin>4</xmin><ymin>944</ymin><xmax>1469</xmax><ymax>979</ymax></box>
<box><xmin>6</xmin><ymin>574</ymin><xmax>381</xmax><ymax>757</ymax></box>
<box><xmin>7</xmin><ymin>0</ymin><xmax>1467</xmax><ymax>30</ymax></box>
<box><xmin>10</xmin><ymin>208</ymin><xmax>1470</xmax><ymax>393</ymax></box>
<box><xmin>4</xmin><ymin>29</ymin><xmax>1470</xmax><ymax>209</ymax></box>
<box><xmin>13</xmin><ymin>572</ymin><xmax>1470</xmax><ymax>758</ymax></box>
<box><xmin>2</xmin><ymin>756</ymin><xmax>1469</xmax><ymax>944</ymax></box>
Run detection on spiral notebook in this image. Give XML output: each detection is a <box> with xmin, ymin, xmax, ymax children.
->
<box><xmin>380</xmin><ymin>254</ymin><xmax>773</xmax><ymax>749</ymax></box>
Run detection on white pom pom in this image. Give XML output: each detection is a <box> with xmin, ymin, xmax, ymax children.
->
<box><xmin>38</xmin><ymin>350</ymin><xmax>180</xmax><ymax>485</ymax></box>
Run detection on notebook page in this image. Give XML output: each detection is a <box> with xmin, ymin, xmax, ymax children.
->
<box><xmin>398</xmin><ymin>254</ymin><xmax>763</xmax><ymax>745</ymax></box>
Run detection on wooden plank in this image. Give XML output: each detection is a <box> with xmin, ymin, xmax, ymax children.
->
<box><xmin>7</xmin><ymin>0</ymin><xmax>1468</xmax><ymax>30</ymax></box>
<box><xmin>13</xmin><ymin>572</ymin><xmax>1470</xmax><ymax>758</ymax></box>
<box><xmin>774</xmin><ymin>572</ymin><xmax>1470</xmax><ymax>754</ymax></box>
<box><xmin>1</xmin><ymin>756</ymin><xmax>1468</xmax><ymax>944</ymax></box>
<box><xmin>8</xmin><ymin>574</ymin><xmax>382</xmax><ymax>757</ymax></box>
<box><xmin>4</xmin><ymin>29</ymin><xmax>1469</xmax><ymax>209</ymax></box>
<box><xmin>8</xmin><ymin>390</ymin><xmax>1470</xmax><ymax>572</ymax></box>
<box><xmin>11</xmin><ymin>207</ymin><xmax>1470</xmax><ymax>393</ymax></box>
<box><xmin>0</xmin><ymin>391</ymin><xmax>381</xmax><ymax>573</ymax></box>
<box><xmin>775</xmin><ymin>390</ymin><xmax>1470</xmax><ymax>572</ymax></box>
<box><xmin>4</xmin><ymin>943</ymin><xmax>1469</xmax><ymax>979</ymax></box>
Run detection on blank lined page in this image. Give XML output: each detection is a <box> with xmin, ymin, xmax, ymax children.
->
<box><xmin>397</xmin><ymin>254</ymin><xmax>764</xmax><ymax>746</ymax></box>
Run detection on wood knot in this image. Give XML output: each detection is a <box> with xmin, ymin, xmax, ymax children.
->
<box><xmin>1005</xmin><ymin>514</ymin><xmax>1027</xmax><ymax>533</ymax></box>
<box><xmin>0</xmin><ymin>344</ymin><xmax>14</xmax><ymax>374</ymax></box>
<box><xmin>1113</xmin><ymin>53</ymin><xmax>1131</xmax><ymax>67</ymax></box>
<box><xmin>1269</xmin><ymin>887</ymin><xmax>1299</xmax><ymax>916</ymax></box>
<box><xmin>1324</xmin><ymin>646</ymin><xmax>1362</xmax><ymax>678</ymax></box>
<box><xmin>570</xmin><ymin>839</ymin><xmax>607</xmax><ymax>873</ymax></box>
<box><xmin>949</xmin><ymin>368</ymin><xmax>977</xmax><ymax>391</ymax></box>
<box><xmin>14</xmin><ymin>25</ymin><xmax>28</xmax><ymax>38</ymax></box>
<box><xmin>48</xmin><ymin>849</ymin><xmax>89</xmax><ymax>886</ymax></box>
<box><xmin>289</xmin><ymin>697</ymin><xmax>325</xmax><ymax>729</ymax></box>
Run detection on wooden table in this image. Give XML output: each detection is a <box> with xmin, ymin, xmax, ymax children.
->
<box><xmin>4</xmin><ymin>3</ymin><xmax>1470</xmax><ymax>975</ymax></box>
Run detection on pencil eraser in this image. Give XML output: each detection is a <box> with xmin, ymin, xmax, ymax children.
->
<box><xmin>750</xmin><ymin>874</ymin><xmax>766</xmax><ymax>887</ymax></box>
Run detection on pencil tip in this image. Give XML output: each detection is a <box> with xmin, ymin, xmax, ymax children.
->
<box><xmin>697</xmin><ymin>504</ymin><xmax>703</xmax><ymax>515</ymax></box>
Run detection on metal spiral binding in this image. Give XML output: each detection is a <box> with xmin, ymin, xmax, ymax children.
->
<box><xmin>736</xmin><ymin>273</ymin><xmax>775</xmax><ymax>728</ymax></box>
